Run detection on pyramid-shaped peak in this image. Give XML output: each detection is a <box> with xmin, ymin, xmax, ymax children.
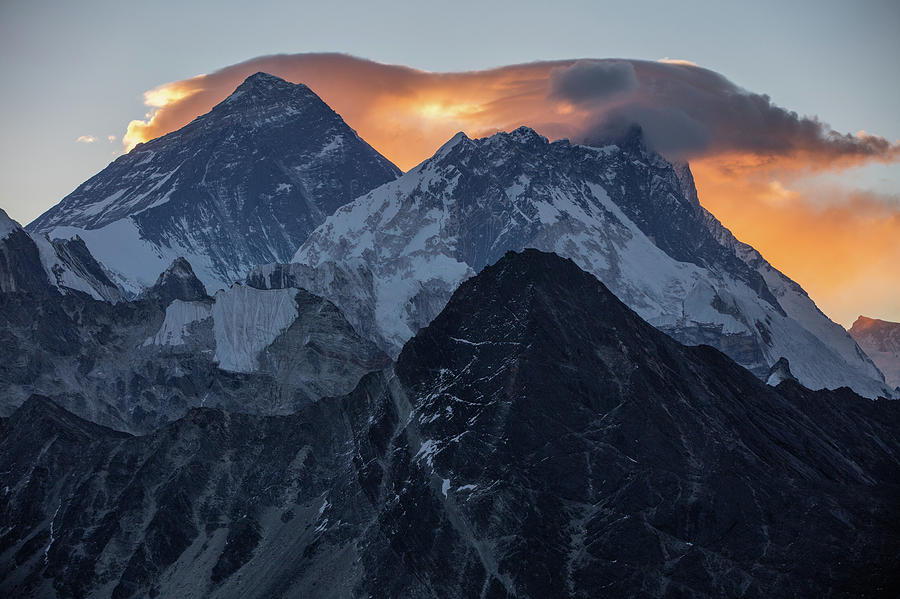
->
<box><xmin>429</xmin><ymin>131</ymin><xmax>472</xmax><ymax>161</ymax></box>
<box><xmin>766</xmin><ymin>357</ymin><xmax>798</xmax><ymax>386</ymax></box>
<box><xmin>0</xmin><ymin>207</ymin><xmax>23</xmax><ymax>239</ymax></box>
<box><xmin>147</xmin><ymin>257</ymin><xmax>208</xmax><ymax>304</ymax></box>
<box><xmin>245</xmin><ymin>71</ymin><xmax>287</xmax><ymax>83</ymax></box>
<box><xmin>239</xmin><ymin>71</ymin><xmax>296</xmax><ymax>89</ymax></box>
<box><xmin>220</xmin><ymin>72</ymin><xmax>317</xmax><ymax>108</ymax></box>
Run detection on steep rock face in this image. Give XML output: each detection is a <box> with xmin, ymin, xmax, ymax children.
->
<box><xmin>0</xmin><ymin>258</ymin><xmax>388</xmax><ymax>433</ymax></box>
<box><xmin>377</xmin><ymin>250</ymin><xmax>900</xmax><ymax>596</ymax></box>
<box><xmin>27</xmin><ymin>72</ymin><xmax>400</xmax><ymax>294</ymax></box>
<box><xmin>0</xmin><ymin>209</ymin><xmax>51</xmax><ymax>295</ymax></box>
<box><xmin>0</xmin><ymin>395</ymin><xmax>378</xmax><ymax>599</ymax></box>
<box><xmin>696</xmin><ymin>202</ymin><xmax>890</xmax><ymax>396</ymax></box>
<box><xmin>765</xmin><ymin>357</ymin><xmax>798</xmax><ymax>386</ymax></box>
<box><xmin>143</xmin><ymin>257</ymin><xmax>209</xmax><ymax>305</ymax></box>
<box><xmin>3</xmin><ymin>251</ymin><xmax>898</xmax><ymax>598</ymax></box>
<box><xmin>269</xmin><ymin>127</ymin><xmax>887</xmax><ymax>397</ymax></box>
<box><xmin>850</xmin><ymin>316</ymin><xmax>900</xmax><ymax>390</ymax></box>
<box><xmin>0</xmin><ymin>207</ymin><xmax>123</xmax><ymax>301</ymax></box>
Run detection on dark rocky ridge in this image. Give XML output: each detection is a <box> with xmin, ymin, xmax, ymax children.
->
<box><xmin>0</xmin><ymin>225</ymin><xmax>51</xmax><ymax>295</ymax></box>
<box><xmin>0</xmin><ymin>255</ymin><xmax>388</xmax><ymax>434</ymax></box>
<box><xmin>143</xmin><ymin>257</ymin><xmax>209</xmax><ymax>305</ymax></box>
<box><xmin>0</xmin><ymin>208</ymin><xmax>122</xmax><ymax>301</ymax></box>
<box><xmin>2</xmin><ymin>250</ymin><xmax>898</xmax><ymax>597</ymax></box>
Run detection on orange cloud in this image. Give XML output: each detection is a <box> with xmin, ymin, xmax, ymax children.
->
<box><xmin>120</xmin><ymin>54</ymin><xmax>897</xmax><ymax>168</ymax></box>
<box><xmin>692</xmin><ymin>156</ymin><xmax>900</xmax><ymax>326</ymax></box>
<box><xmin>658</xmin><ymin>58</ymin><xmax>698</xmax><ymax>66</ymax></box>
<box><xmin>76</xmin><ymin>135</ymin><xmax>96</xmax><ymax>144</ymax></box>
<box><xmin>119</xmin><ymin>53</ymin><xmax>900</xmax><ymax>324</ymax></box>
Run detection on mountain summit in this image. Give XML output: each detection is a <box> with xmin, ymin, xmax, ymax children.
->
<box><xmin>850</xmin><ymin>315</ymin><xmax>900</xmax><ymax>390</ymax></box>
<box><xmin>254</xmin><ymin>126</ymin><xmax>889</xmax><ymax>397</ymax></box>
<box><xmin>27</xmin><ymin>73</ymin><xmax>401</xmax><ymax>294</ymax></box>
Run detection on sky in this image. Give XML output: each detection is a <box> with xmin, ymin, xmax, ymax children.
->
<box><xmin>0</xmin><ymin>0</ymin><xmax>898</xmax><ymax>326</ymax></box>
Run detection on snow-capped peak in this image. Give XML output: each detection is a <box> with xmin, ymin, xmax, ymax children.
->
<box><xmin>280</xmin><ymin>127</ymin><xmax>890</xmax><ymax>398</ymax></box>
<box><xmin>430</xmin><ymin>131</ymin><xmax>471</xmax><ymax>162</ymax></box>
<box><xmin>217</xmin><ymin>72</ymin><xmax>316</xmax><ymax>110</ymax></box>
<box><xmin>27</xmin><ymin>72</ymin><xmax>401</xmax><ymax>297</ymax></box>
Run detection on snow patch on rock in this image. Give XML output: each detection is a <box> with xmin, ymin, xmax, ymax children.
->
<box><xmin>212</xmin><ymin>286</ymin><xmax>299</xmax><ymax>372</ymax></box>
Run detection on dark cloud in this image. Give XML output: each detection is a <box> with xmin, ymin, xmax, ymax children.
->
<box><xmin>559</xmin><ymin>60</ymin><xmax>898</xmax><ymax>161</ymax></box>
<box><xmin>549</xmin><ymin>60</ymin><xmax>637</xmax><ymax>105</ymax></box>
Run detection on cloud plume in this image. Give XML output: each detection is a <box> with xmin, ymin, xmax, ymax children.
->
<box><xmin>120</xmin><ymin>53</ymin><xmax>900</xmax><ymax>323</ymax></box>
<box><xmin>122</xmin><ymin>53</ymin><xmax>898</xmax><ymax>170</ymax></box>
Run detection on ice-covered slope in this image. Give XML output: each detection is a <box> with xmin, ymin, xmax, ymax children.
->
<box><xmin>27</xmin><ymin>72</ymin><xmax>400</xmax><ymax>295</ymax></box>
<box><xmin>850</xmin><ymin>316</ymin><xmax>900</xmax><ymax>390</ymax></box>
<box><xmin>0</xmin><ymin>207</ymin><xmax>123</xmax><ymax>301</ymax></box>
<box><xmin>272</xmin><ymin>127</ymin><xmax>888</xmax><ymax>397</ymax></box>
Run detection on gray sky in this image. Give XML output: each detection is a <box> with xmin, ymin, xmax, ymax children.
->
<box><xmin>1</xmin><ymin>0</ymin><xmax>898</xmax><ymax>224</ymax></box>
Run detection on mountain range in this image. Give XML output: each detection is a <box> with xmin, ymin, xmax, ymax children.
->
<box><xmin>0</xmin><ymin>245</ymin><xmax>387</xmax><ymax>433</ymax></box>
<box><xmin>1</xmin><ymin>72</ymin><xmax>898</xmax><ymax>598</ymax></box>
<box><xmin>1</xmin><ymin>250</ymin><xmax>897</xmax><ymax>597</ymax></box>
<box><xmin>254</xmin><ymin>124</ymin><xmax>889</xmax><ymax>397</ymax></box>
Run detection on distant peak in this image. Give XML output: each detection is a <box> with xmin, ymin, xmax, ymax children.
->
<box><xmin>244</xmin><ymin>71</ymin><xmax>289</xmax><ymax>85</ymax></box>
<box><xmin>433</xmin><ymin>131</ymin><xmax>471</xmax><ymax>157</ymax></box>
<box><xmin>766</xmin><ymin>357</ymin><xmax>798</xmax><ymax>387</ymax></box>
<box><xmin>507</xmin><ymin>126</ymin><xmax>547</xmax><ymax>144</ymax></box>
<box><xmin>850</xmin><ymin>315</ymin><xmax>894</xmax><ymax>331</ymax></box>
<box><xmin>0</xmin><ymin>207</ymin><xmax>23</xmax><ymax>239</ymax></box>
<box><xmin>219</xmin><ymin>72</ymin><xmax>317</xmax><ymax>108</ymax></box>
<box><xmin>147</xmin><ymin>257</ymin><xmax>208</xmax><ymax>304</ymax></box>
<box><xmin>480</xmin><ymin>126</ymin><xmax>547</xmax><ymax>148</ymax></box>
<box><xmin>162</xmin><ymin>257</ymin><xmax>197</xmax><ymax>279</ymax></box>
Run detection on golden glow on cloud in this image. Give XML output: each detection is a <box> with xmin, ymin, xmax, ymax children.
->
<box><xmin>691</xmin><ymin>155</ymin><xmax>900</xmax><ymax>326</ymax></box>
<box><xmin>124</xmin><ymin>76</ymin><xmax>205</xmax><ymax>151</ymax></box>
<box><xmin>658</xmin><ymin>57</ymin><xmax>698</xmax><ymax>66</ymax></box>
<box><xmin>143</xmin><ymin>82</ymin><xmax>201</xmax><ymax>107</ymax></box>
<box><xmin>118</xmin><ymin>54</ymin><xmax>899</xmax><ymax>323</ymax></box>
<box><xmin>76</xmin><ymin>135</ymin><xmax>96</xmax><ymax>143</ymax></box>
